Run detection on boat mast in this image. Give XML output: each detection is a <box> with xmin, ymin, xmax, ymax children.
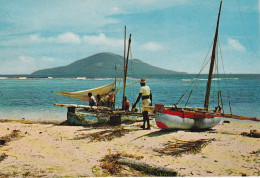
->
<box><xmin>204</xmin><ymin>0</ymin><xmax>222</xmax><ymax>110</ymax></box>
<box><xmin>122</xmin><ymin>34</ymin><xmax>132</xmax><ymax>109</ymax></box>
<box><xmin>122</xmin><ymin>26</ymin><xmax>127</xmax><ymax>109</ymax></box>
<box><xmin>114</xmin><ymin>63</ymin><xmax>117</xmax><ymax>108</ymax></box>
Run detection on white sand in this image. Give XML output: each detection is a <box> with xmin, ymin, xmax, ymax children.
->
<box><xmin>0</xmin><ymin>119</ymin><xmax>259</xmax><ymax>177</ymax></box>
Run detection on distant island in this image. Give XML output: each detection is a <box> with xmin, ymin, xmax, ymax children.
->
<box><xmin>31</xmin><ymin>52</ymin><xmax>186</xmax><ymax>78</ymax></box>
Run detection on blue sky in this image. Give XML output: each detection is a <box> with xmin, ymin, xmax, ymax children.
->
<box><xmin>0</xmin><ymin>0</ymin><xmax>259</xmax><ymax>74</ymax></box>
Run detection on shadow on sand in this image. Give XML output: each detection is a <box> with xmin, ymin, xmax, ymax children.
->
<box><xmin>132</xmin><ymin>129</ymin><xmax>178</xmax><ymax>141</ymax></box>
<box><xmin>132</xmin><ymin>128</ymin><xmax>216</xmax><ymax>141</ymax></box>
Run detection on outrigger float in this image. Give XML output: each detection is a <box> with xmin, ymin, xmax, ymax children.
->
<box><xmin>54</xmin><ymin>103</ymin><xmax>147</xmax><ymax>126</ymax></box>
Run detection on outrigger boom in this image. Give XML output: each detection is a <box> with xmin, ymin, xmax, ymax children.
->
<box><xmin>54</xmin><ymin>103</ymin><xmax>145</xmax><ymax>116</ymax></box>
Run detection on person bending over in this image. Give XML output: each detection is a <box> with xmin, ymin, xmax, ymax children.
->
<box><xmin>88</xmin><ymin>92</ymin><xmax>97</xmax><ymax>106</ymax></box>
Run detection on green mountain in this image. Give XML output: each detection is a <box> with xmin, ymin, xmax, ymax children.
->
<box><xmin>31</xmin><ymin>52</ymin><xmax>185</xmax><ymax>77</ymax></box>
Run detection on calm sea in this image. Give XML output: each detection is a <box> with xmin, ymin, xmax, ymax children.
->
<box><xmin>0</xmin><ymin>74</ymin><xmax>259</xmax><ymax>121</ymax></box>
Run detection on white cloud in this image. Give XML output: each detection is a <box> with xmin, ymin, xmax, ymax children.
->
<box><xmin>113</xmin><ymin>6</ymin><xmax>120</xmax><ymax>12</ymax></box>
<box><xmin>83</xmin><ymin>33</ymin><xmax>123</xmax><ymax>48</ymax></box>
<box><xmin>140</xmin><ymin>42</ymin><xmax>163</xmax><ymax>51</ymax></box>
<box><xmin>0</xmin><ymin>0</ymin><xmax>191</xmax><ymax>36</ymax></box>
<box><xmin>29</xmin><ymin>34</ymin><xmax>41</xmax><ymax>41</ymax></box>
<box><xmin>29</xmin><ymin>32</ymin><xmax>81</xmax><ymax>44</ymax></box>
<box><xmin>227</xmin><ymin>38</ymin><xmax>246</xmax><ymax>52</ymax></box>
<box><xmin>22</xmin><ymin>32</ymin><xmax>166</xmax><ymax>53</ymax></box>
<box><xmin>40</xmin><ymin>56</ymin><xmax>56</xmax><ymax>62</ymax></box>
<box><xmin>28</xmin><ymin>32</ymin><xmax>124</xmax><ymax>49</ymax></box>
<box><xmin>4</xmin><ymin>55</ymin><xmax>59</xmax><ymax>74</ymax></box>
<box><xmin>18</xmin><ymin>55</ymin><xmax>35</xmax><ymax>63</ymax></box>
<box><xmin>57</xmin><ymin>32</ymin><xmax>81</xmax><ymax>44</ymax></box>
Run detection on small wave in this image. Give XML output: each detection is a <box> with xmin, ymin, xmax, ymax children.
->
<box><xmin>93</xmin><ymin>78</ymin><xmax>114</xmax><ymax>80</ymax></box>
<box><xmin>181</xmin><ymin>78</ymin><xmax>208</xmax><ymax>81</ymax></box>
<box><xmin>54</xmin><ymin>77</ymin><xmax>114</xmax><ymax>81</ymax></box>
<box><xmin>182</xmin><ymin>77</ymin><xmax>238</xmax><ymax>82</ymax></box>
<box><xmin>76</xmin><ymin>77</ymin><xmax>87</xmax><ymax>80</ymax></box>
<box><xmin>212</xmin><ymin>78</ymin><xmax>239</xmax><ymax>80</ymax></box>
<box><xmin>0</xmin><ymin>77</ymin><xmax>8</xmax><ymax>80</ymax></box>
<box><xmin>127</xmin><ymin>77</ymin><xmax>139</xmax><ymax>80</ymax></box>
<box><xmin>182</xmin><ymin>79</ymin><xmax>193</xmax><ymax>81</ymax></box>
<box><xmin>225</xmin><ymin>78</ymin><xmax>238</xmax><ymax>80</ymax></box>
<box><xmin>18</xmin><ymin>77</ymin><xmax>27</xmax><ymax>80</ymax></box>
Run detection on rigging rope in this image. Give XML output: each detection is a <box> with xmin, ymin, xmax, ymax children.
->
<box><xmin>175</xmin><ymin>38</ymin><xmax>215</xmax><ymax>106</ymax></box>
<box><xmin>236</xmin><ymin>0</ymin><xmax>259</xmax><ymax>58</ymax></box>
<box><xmin>216</xmin><ymin>40</ymin><xmax>223</xmax><ymax>109</ymax></box>
<box><xmin>219</xmin><ymin>40</ymin><xmax>232</xmax><ymax>114</ymax></box>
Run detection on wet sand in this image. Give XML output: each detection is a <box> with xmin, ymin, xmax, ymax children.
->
<box><xmin>0</xmin><ymin>118</ymin><xmax>259</xmax><ymax>177</ymax></box>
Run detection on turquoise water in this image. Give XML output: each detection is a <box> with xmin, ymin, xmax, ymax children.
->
<box><xmin>0</xmin><ymin>74</ymin><xmax>259</xmax><ymax>121</ymax></box>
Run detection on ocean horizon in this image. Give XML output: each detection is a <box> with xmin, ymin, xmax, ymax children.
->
<box><xmin>0</xmin><ymin>74</ymin><xmax>259</xmax><ymax>121</ymax></box>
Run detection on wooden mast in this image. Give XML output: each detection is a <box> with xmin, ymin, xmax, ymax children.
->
<box><xmin>204</xmin><ymin>0</ymin><xmax>222</xmax><ymax>110</ymax></box>
<box><xmin>114</xmin><ymin>63</ymin><xmax>117</xmax><ymax>108</ymax></box>
<box><xmin>122</xmin><ymin>34</ymin><xmax>132</xmax><ymax>109</ymax></box>
<box><xmin>122</xmin><ymin>26</ymin><xmax>127</xmax><ymax>109</ymax></box>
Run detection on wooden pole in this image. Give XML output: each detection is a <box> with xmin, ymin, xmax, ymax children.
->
<box><xmin>124</xmin><ymin>34</ymin><xmax>131</xmax><ymax>102</ymax></box>
<box><xmin>117</xmin><ymin>157</ymin><xmax>177</xmax><ymax>176</ymax></box>
<box><xmin>204</xmin><ymin>0</ymin><xmax>222</xmax><ymax>110</ymax></box>
<box><xmin>124</xmin><ymin>26</ymin><xmax>126</xmax><ymax>66</ymax></box>
<box><xmin>122</xmin><ymin>34</ymin><xmax>132</xmax><ymax>110</ymax></box>
<box><xmin>114</xmin><ymin>63</ymin><xmax>117</xmax><ymax>108</ymax></box>
<box><xmin>122</xmin><ymin>26</ymin><xmax>127</xmax><ymax>109</ymax></box>
<box><xmin>116</xmin><ymin>76</ymin><xmax>151</xmax><ymax>91</ymax></box>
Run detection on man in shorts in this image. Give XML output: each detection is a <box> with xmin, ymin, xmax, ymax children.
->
<box><xmin>132</xmin><ymin>78</ymin><xmax>152</xmax><ymax>130</ymax></box>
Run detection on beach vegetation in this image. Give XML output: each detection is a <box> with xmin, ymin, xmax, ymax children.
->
<box><xmin>250</xmin><ymin>149</ymin><xmax>260</xmax><ymax>155</ymax></box>
<box><xmin>0</xmin><ymin>118</ymin><xmax>61</xmax><ymax>125</ymax></box>
<box><xmin>74</xmin><ymin>127</ymin><xmax>129</xmax><ymax>142</ymax></box>
<box><xmin>0</xmin><ymin>129</ymin><xmax>23</xmax><ymax>146</ymax></box>
<box><xmin>99</xmin><ymin>152</ymin><xmax>144</xmax><ymax>176</ymax></box>
<box><xmin>154</xmin><ymin>138</ymin><xmax>216</xmax><ymax>156</ymax></box>
<box><xmin>0</xmin><ymin>153</ymin><xmax>8</xmax><ymax>162</ymax></box>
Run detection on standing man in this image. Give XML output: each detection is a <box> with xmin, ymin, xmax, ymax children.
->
<box><xmin>132</xmin><ymin>78</ymin><xmax>152</xmax><ymax>130</ymax></box>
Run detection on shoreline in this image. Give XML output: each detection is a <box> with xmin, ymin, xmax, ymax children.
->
<box><xmin>0</xmin><ymin>118</ymin><xmax>259</xmax><ymax>177</ymax></box>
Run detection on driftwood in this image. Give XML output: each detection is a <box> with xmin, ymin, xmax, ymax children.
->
<box><xmin>241</xmin><ymin>129</ymin><xmax>260</xmax><ymax>138</ymax></box>
<box><xmin>250</xmin><ymin>130</ymin><xmax>260</xmax><ymax>138</ymax></box>
<box><xmin>117</xmin><ymin>157</ymin><xmax>177</xmax><ymax>176</ymax></box>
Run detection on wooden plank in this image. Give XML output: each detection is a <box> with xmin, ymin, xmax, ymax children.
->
<box><xmin>54</xmin><ymin>103</ymin><xmax>112</xmax><ymax>110</ymax></box>
<box><xmin>54</xmin><ymin>103</ymin><xmax>146</xmax><ymax>117</ymax></box>
<box><xmin>117</xmin><ymin>157</ymin><xmax>177</xmax><ymax>176</ymax></box>
<box><xmin>213</xmin><ymin>113</ymin><xmax>260</xmax><ymax>121</ymax></box>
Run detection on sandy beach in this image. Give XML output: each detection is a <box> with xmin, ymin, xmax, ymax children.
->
<box><xmin>0</xmin><ymin>118</ymin><xmax>259</xmax><ymax>177</ymax></box>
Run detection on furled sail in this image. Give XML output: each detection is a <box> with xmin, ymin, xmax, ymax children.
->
<box><xmin>53</xmin><ymin>82</ymin><xmax>115</xmax><ymax>102</ymax></box>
